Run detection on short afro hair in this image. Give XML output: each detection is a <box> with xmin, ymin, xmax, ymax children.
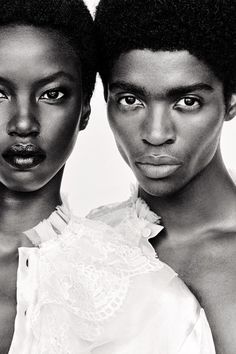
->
<box><xmin>0</xmin><ymin>0</ymin><xmax>97</xmax><ymax>98</ymax></box>
<box><xmin>95</xmin><ymin>0</ymin><xmax>236</xmax><ymax>95</ymax></box>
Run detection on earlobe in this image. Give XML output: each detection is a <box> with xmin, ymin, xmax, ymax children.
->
<box><xmin>225</xmin><ymin>94</ymin><xmax>236</xmax><ymax>121</ymax></box>
<box><xmin>79</xmin><ymin>99</ymin><xmax>91</xmax><ymax>131</ymax></box>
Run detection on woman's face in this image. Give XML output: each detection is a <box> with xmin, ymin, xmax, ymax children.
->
<box><xmin>0</xmin><ymin>25</ymin><xmax>87</xmax><ymax>192</ymax></box>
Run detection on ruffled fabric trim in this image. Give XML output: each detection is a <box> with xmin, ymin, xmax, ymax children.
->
<box><xmin>88</xmin><ymin>184</ymin><xmax>163</xmax><ymax>259</ymax></box>
<box><xmin>25</xmin><ymin>196</ymin><xmax>70</xmax><ymax>246</ymax></box>
<box><xmin>24</xmin><ymin>197</ymin><xmax>163</xmax><ymax>344</ymax></box>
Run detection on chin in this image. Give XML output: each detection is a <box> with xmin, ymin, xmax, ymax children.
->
<box><xmin>5</xmin><ymin>183</ymin><xmax>44</xmax><ymax>193</ymax></box>
<box><xmin>139</xmin><ymin>178</ymin><xmax>185</xmax><ymax>198</ymax></box>
<box><xmin>1</xmin><ymin>175</ymin><xmax>49</xmax><ymax>193</ymax></box>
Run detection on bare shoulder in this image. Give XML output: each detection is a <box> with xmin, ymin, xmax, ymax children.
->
<box><xmin>161</xmin><ymin>228</ymin><xmax>236</xmax><ymax>354</ymax></box>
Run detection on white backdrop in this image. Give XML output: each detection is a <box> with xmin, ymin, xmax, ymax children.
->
<box><xmin>61</xmin><ymin>0</ymin><xmax>236</xmax><ymax>216</ymax></box>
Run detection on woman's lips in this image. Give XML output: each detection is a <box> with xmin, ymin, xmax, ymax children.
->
<box><xmin>135</xmin><ymin>155</ymin><xmax>183</xmax><ymax>179</ymax></box>
<box><xmin>2</xmin><ymin>143</ymin><xmax>46</xmax><ymax>170</ymax></box>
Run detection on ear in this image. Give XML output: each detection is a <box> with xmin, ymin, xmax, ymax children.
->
<box><xmin>79</xmin><ymin>95</ymin><xmax>91</xmax><ymax>131</ymax></box>
<box><xmin>225</xmin><ymin>94</ymin><xmax>236</xmax><ymax>121</ymax></box>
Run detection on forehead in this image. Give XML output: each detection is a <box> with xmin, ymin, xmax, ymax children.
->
<box><xmin>110</xmin><ymin>49</ymin><xmax>221</xmax><ymax>93</ymax></box>
<box><xmin>0</xmin><ymin>25</ymin><xmax>81</xmax><ymax>81</ymax></box>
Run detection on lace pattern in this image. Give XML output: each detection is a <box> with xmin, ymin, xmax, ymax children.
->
<box><xmin>88</xmin><ymin>184</ymin><xmax>164</xmax><ymax>258</ymax></box>
<box><xmin>10</xmin><ymin>193</ymin><xmax>216</xmax><ymax>353</ymax></box>
<box><xmin>26</xmin><ymin>209</ymin><xmax>163</xmax><ymax>344</ymax></box>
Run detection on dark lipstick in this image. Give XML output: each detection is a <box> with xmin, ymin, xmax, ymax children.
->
<box><xmin>2</xmin><ymin>143</ymin><xmax>46</xmax><ymax>170</ymax></box>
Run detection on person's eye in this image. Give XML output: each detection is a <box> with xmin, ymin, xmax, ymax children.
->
<box><xmin>0</xmin><ymin>90</ymin><xmax>8</xmax><ymax>100</ymax></box>
<box><xmin>39</xmin><ymin>89</ymin><xmax>65</xmax><ymax>102</ymax></box>
<box><xmin>118</xmin><ymin>95</ymin><xmax>143</xmax><ymax>109</ymax></box>
<box><xmin>174</xmin><ymin>97</ymin><xmax>201</xmax><ymax>111</ymax></box>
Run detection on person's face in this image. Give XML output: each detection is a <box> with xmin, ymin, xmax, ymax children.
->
<box><xmin>0</xmin><ymin>25</ymin><xmax>88</xmax><ymax>192</ymax></box>
<box><xmin>107</xmin><ymin>50</ymin><xmax>234</xmax><ymax>197</ymax></box>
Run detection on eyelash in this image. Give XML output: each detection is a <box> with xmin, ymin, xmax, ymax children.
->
<box><xmin>39</xmin><ymin>88</ymin><xmax>66</xmax><ymax>102</ymax></box>
<box><xmin>0</xmin><ymin>88</ymin><xmax>68</xmax><ymax>102</ymax></box>
<box><xmin>0</xmin><ymin>90</ymin><xmax>8</xmax><ymax>99</ymax></box>
<box><xmin>118</xmin><ymin>95</ymin><xmax>202</xmax><ymax>112</ymax></box>
<box><xmin>174</xmin><ymin>96</ymin><xmax>202</xmax><ymax>111</ymax></box>
<box><xmin>118</xmin><ymin>95</ymin><xmax>143</xmax><ymax>109</ymax></box>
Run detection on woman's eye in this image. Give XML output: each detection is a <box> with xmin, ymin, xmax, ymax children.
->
<box><xmin>0</xmin><ymin>91</ymin><xmax>8</xmax><ymax>99</ymax></box>
<box><xmin>175</xmin><ymin>97</ymin><xmax>201</xmax><ymax>111</ymax></box>
<box><xmin>118</xmin><ymin>95</ymin><xmax>143</xmax><ymax>108</ymax></box>
<box><xmin>40</xmin><ymin>90</ymin><xmax>65</xmax><ymax>101</ymax></box>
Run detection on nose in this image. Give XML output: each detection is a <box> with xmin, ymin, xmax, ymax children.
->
<box><xmin>142</xmin><ymin>103</ymin><xmax>176</xmax><ymax>146</ymax></box>
<box><xmin>7</xmin><ymin>96</ymin><xmax>40</xmax><ymax>137</ymax></box>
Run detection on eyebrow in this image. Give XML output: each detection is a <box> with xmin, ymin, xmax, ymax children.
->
<box><xmin>0</xmin><ymin>71</ymin><xmax>77</xmax><ymax>91</ymax></box>
<box><xmin>167</xmin><ymin>83</ymin><xmax>214</xmax><ymax>97</ymax></box>
<box><xmin>109</xmin><ymin>81</ymin><xmax>214</xmax><ymax>99</ymax></box>
<box><xmin>34</xmin><ymin>71</ymin><xmax>77</xmax><ymax>86</ymax></box>
<box><xmin>109</xmin><ymin>81</ymin><xmax>148</xmax><ymax>97</ymax></box>
<box><xmin>0</xmin><ymin>77</ymin><xmax>16</xmax><ymax>91</ymax></box>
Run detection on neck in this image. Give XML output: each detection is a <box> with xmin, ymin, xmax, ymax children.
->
<box><xmin>140</xmin><ymin>151</ymin><xmax>236</xmax><ymax>241</ymax></box>
<box><xmin>0</xmin><ymin>169</ymin><xmax>63</xmax><ymax>235</ymax></box>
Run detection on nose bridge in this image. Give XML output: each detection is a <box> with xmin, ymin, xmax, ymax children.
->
<box><xmin>16</xmin><ymin>92</ymin><xmax>36</xmax><ymax>122</ymax></box>
<box><xmin>142</xmin><ymin>102</ymin><xmax>175</xmax><ymax>145</ymax></box>
<box><xmin>7</xmin><ymin>93</ymin><xmax>39</xmax><ymax>136</ymax></box>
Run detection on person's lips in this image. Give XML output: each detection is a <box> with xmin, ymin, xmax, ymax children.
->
<box><xmin>135</xmin><ymin>155</ymin><xmax>183</xmax><ymax>179</ymax></box>
<box><xmin>2</xmin><ymin>143</ymin><xmax>46</xmax><ymax>170</ymax></box>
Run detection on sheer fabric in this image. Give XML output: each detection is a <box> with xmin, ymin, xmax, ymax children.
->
<box><xmin>87</xmin><ymin>190</ymin><xmax>216</xmax><ymax>353</ymax></box>
<box><xmin>9</xmin><ymin>194</ymin><xmax>215</xmax><ymax>353</ymax></box>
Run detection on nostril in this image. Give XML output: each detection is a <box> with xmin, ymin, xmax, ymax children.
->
<box><xmin>166</xmin><ymin>138</ymin><xmax>175</xmax><ymax>144</ymax></box>
<box><xmin>142</xmin><ymin>137</ymin><xmax>175</xmax><ymax>146</ymax></box>
<box><xmin>7</xmin><ymin>129</ymin><xmax>39</xmax><ymax>138</ymax></box>
<box><xmin>8</xmin><ymin>131</ymin><xmax>16</xmax><ymax>137</ymax></box>
<box><xmin>7</xmin><ymin>116</ymin><xmax>40</xmax><ymax>137</ymax></box>
<box><xmin>31</xmin><ymin>131</ymin><xmax>39</xmax><ymax>137</ymax></box>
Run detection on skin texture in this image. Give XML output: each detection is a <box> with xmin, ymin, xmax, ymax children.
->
<box><xmin>0</xmin><ymin>25</ymin><xmax>89</xmax><ymax>352</ymax></box>
<box><xmin>0</xmin><ymin>25</ymin><xmax>88</xmax><ymax>193</ymax></box>
<box><xmin>108</xmin><ymin>50</ymin><xmax>228</xmax><ymax>198</ymax></box>
<box><xmin>107</xmin><ymin>49</ymin><xmax>236</xmax><ymax>354</ymax></box>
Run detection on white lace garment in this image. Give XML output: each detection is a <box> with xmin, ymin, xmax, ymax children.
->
<box><xmin>8</xmin><ymin>194</ymin><xmax>215</xmax><ymax>353</ymax></box>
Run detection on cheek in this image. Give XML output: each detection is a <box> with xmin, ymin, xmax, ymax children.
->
<box><xmin>108</xmin><ymin>117</ymin><xmax>136</xmax><ymax>167</ymax></box>
<box><xmin>181</xmin><ymin>110</ymin><xmax>224</xmax><ymax>166</ymax></box>
<box><xmin>41</xmin><ymin>104</ymin><xmax>81</xmax><ymax>162</ymax></box>
<box><xmin>108</xmin><ymin>105</ymin><xmax>139</xmax><ymax>156</ymax></box>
